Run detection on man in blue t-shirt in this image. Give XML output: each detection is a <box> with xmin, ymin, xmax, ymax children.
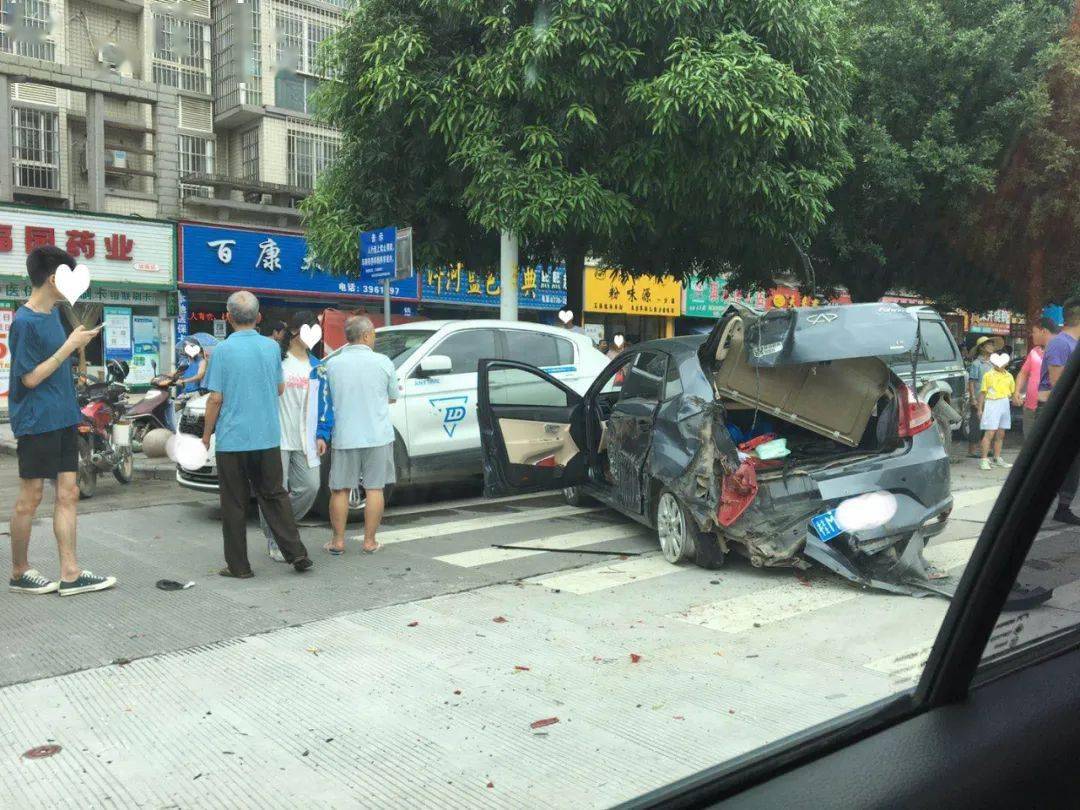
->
<box><xmin>8</xmin><ymin>246</ymin><xmax>117</xmax><ymax>596</ymax></box>
<box><xmin>201</xmin><ymin>290</ymin><xmax>313</xmax><ymax>577</ymax></box>
<box><xmin>1037</xmin><ymin>297</ymin><xmax>1080</xmax><ymax>525</ymax></box>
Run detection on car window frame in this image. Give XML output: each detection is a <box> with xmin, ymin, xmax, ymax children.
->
<box><xmin>919</xmin><ymin>318</ymin><xmax>960</xmax><ymax>363</ymax></box>
<box><xmin>627</xmin><ymin>348</ymin><xmax>1080</xmax><ymax>807</ymax></box>
<box><xmin>617</xmin><ymin>350</ymin><xmax>665</xmax><ymax>404</ymax></box>
<box><xmin>498</xmin><ymin>328</ymin><xmax>571</xmax><ymax>369</ymax></box>
<box><xmin>423</xmin><ymin>327</ymin><xmax>501</xmax><ymax>377</ymax></box>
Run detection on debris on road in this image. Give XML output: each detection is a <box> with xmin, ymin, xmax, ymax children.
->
<box><xmin>514</xmin><ymin>665</ymin><xmax>530</xmax><ymax>672</ymax></box>
<box><xmin>492</xmin><ymin>616</ymin><xmax>508</xmax><ymax>623</ymax></box>
<box><xmin>630</xmin><ymin>653</ymin><xmax>642</xmax><ymax>664</ymax></box>
<box><xmin>306</xmin><ymin>647</ymin><xmax>321</xmax><ymax>656</ymax></box>
<box><xmin>156</xmin><ymin>579</ymin><xmax>195</xmax><ymax>591</ymax></box>
<box><xmin>486</xmin><ymin>781</ymin><xmax>494</xmax><ymax>789</ymax></box>
<box><xmin>530</xmin><ymin>717</ymin><xmax>559</xmax><ymax>730</ymax></box>
<box><xmin>22</xmin><ymin>745</ymin><xmax>61</xmax><ymax>760</ymax></box>
<box><xmin>407</xmin><ymin>621</ymin><xmax>419</xmax><ymax>627</ymax></box>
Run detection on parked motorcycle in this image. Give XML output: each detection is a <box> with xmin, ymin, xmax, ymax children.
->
<box><xmin>75</xmin><ymin>360</ymin><xmax>135</xmax><ymax>499</ymax></box>
<box><xmin>127</xmin><ymin>369</ymin><xmax>184</xmax><ymax>451</ymax></box>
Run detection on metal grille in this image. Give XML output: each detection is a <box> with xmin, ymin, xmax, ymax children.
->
<box><xmin>287</xmin><ymin>129</ymin><xmax>338</xmax><ymax>190</ymax></box>
<box><xmin>153</xmin><ymin>14</ymin><xmax>211</xmax><ymax>94</ymax></box>
<box><xmin>180</xmin><ymin>135</ymin><xmax>214</xmax><ymax>198</ymax></box>
<box><xmin>211</xmin><ymin>0</ymin><xmax>262</xmax><ymax>111</ymax></box>
<box><xmin>274</xmin><ymin>6</ymin><xmax>336</xmax><ymax>77</ymax></box>
<box><xmin>12</xmin><ymin>107</ymin><xmax>59</xmax><ymax>191</ymax></box>
<box><xmin>240</xmin><ymin>127</ymin><xmax>259</xmax><ymax>181</ymax></box>
<box><xmin>179</xmin><ymin>412</ymin><xmax>205</xmax><ymax>437</ymax></box>
<box><xmin>0</xmin><ymin>0</ymin><xmax>56</xmax><ymax>61</ymax></box>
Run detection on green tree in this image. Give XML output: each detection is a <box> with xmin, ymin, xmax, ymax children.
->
<box><xmin>814</xmin><ymin>0</ymin><xmax>1070</xmax><ymax>305</ymax></box>
<box><xmin>303</xmin><ymin>0</ymin><xmax>854</xmax><ymax>312</ymax></box>
<box><xmin>977</xmin><ymin>11</ymin><xmax>1080</xmax><ymax>324</ymax></box>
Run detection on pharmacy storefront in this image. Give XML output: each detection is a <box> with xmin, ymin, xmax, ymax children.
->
<box><xmin>0</xmin><ymin>205</ymin><xmax>175</xmax><ymax>407</ymax></box>
<box><xmin>177</xmin><ymin>222</ymin><xmax>420</xmax><ymax>345</ymax></box>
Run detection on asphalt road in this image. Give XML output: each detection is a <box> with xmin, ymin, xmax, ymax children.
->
<box><xmin>0</xmin><ymin>449</ymin><xmax>1075</xmax><ymax>807</ymax></box>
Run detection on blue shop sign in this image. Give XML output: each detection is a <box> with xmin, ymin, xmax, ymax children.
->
<box><xmin>421</xmin><ymin>263</ymin><xmax>566</xmax><ymax>310</ymax></box>
<box><xmin>179</xmin><ymin>223</ymin><xmax>419</xmax><ymax>301</ymax></box>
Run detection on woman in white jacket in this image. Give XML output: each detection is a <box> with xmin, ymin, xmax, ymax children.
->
<box><xmin>261</xmin><ymin>311</ymin><xmax>333</xmax><ymax>561</ymax></box>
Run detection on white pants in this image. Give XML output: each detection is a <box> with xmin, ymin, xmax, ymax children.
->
<box><xmin>260</xmin><ymin>449</ymin><xmax>320</xmax><ymax>544</ymax></box>
<box><xmin>980</xmin><ymin>397</ymin><xmax>1011</xmax><ymax>431</ymax></box>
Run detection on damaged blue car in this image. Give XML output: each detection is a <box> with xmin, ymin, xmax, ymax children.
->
<box><xmin>476</xmin><ymin>302</ymin><xmax>954</xmax><ymax>597</ymax></box>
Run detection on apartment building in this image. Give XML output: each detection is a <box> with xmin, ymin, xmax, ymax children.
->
<box><xmin>0</xmin><ymin>0</ymin><xmax>345</xmax><ymax>227</ymax></box>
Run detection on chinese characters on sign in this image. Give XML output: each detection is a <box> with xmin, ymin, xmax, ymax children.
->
<box><xmin>0</xmin><ymin>206</ymin><xmax>174</xmax><ymax>288</ymax></box>
<box><xmin>179</xmin><ymin>224</ymin><xmax>420</xmax><ymax>300</ymax></box>
<box><xmin>584</xmin><ymin>268</ymin><xmax>681</xmax><ymax>317</ymax></box>
<box><xmin>359</xmin><ymin>226</ymin><xmax>397</xmax><ymax>281</ymax></box>
<box><xmin>420</xmin><ymin>263</ymin><xmax>567</xmax><ymax>311</ymax></box>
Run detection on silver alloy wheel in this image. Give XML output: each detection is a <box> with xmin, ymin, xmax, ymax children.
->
<box><xmin>656</xmin><ymin>491</ymin><xmax>687</xmax><ymax>564</ymax></box>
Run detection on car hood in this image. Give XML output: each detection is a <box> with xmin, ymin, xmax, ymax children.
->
<box><xmin>699</xmin><ymin>302</ymin><xmax>919</xmax><ymax>370</ymax></box>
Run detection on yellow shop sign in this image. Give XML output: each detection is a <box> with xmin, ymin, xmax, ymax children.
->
<box><xmin>584</xmin><ymin>268</ymin><xmax>681</xmax><ymax>316</ymax></box>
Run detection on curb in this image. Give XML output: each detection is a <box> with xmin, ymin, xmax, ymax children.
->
<box><xmin>1</xmin><ymin>442</ymin><xmax>176</xmax><ymax>481</ymax></box>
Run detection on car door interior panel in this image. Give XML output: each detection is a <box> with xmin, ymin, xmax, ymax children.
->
<box><xmin>496</xmin><ymin>418</ymin><xmax>581</xmax><ymax>467</ymax></box>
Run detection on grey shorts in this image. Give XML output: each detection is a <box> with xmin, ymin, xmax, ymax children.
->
<box><xmin>329</xmin><ymin>443</ymin><xmax>396</xmax><ymax>491</ymax></box>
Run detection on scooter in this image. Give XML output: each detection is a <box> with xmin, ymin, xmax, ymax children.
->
<box><xmin>75</xmin><ymin>360</ymin><xmax>134</xmax><ymax>499</ymax></box>
<box><xmin>127</xmin><ymin>368</ymin><xmax>185</xmax><ymax>451</ymax></box>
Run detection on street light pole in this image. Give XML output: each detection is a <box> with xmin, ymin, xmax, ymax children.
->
<box><xmin>499</xmin><ymin>230</ymin><xmax>518</xmax><ymax>321</ymax></box>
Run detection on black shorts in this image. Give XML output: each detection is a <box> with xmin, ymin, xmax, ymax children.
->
<box><xmin>16</xmin><ymin>426</ymin><xmax>79</xmax><ymax>480</ymax></box>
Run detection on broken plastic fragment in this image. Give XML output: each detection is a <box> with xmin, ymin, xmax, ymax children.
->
<box><xmin>487</xmin><ymin>782</ymin><xmax>494</xmax><ymax>789</ymax></box>
<box><xmin>22</xmin><ymin>745</ymin><xmax>61</xmax><ymax>760</ymax></box>
<box><xmin>407</xmin><ymin>621</ymin><xmax>419</xmax><ymax>627</ymax></box>
<box><xmin>514</xmin><ymin>665</ymin><xmax>530</xmax><ymax>671</ymax></box>
<box><xmin>630</xmin><ymin>653</ymin><xmax>642</xmax><ymax>663</ymax></box>
<box><xmin>492</xmin><ymin>616</ymin><xmax>508</xmax><ymax>623</ymax></box>
<box><xmin>530</xmin><ymin>717</ymin><xmax>559</xmax><ymax>729</ymax></box>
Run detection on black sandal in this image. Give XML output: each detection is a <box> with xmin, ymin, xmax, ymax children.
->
<box><xmin>218</xmin><ymin>568</ymin><xmax>254</xmax><ymax>579</ymax></box>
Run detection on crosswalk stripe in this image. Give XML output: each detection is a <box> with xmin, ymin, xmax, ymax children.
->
<box><xmin>384</xmin><ymin>489</ymin><xmax>558</xmax><ymax>518</ymax></box>
<box><xmin>673</xmin><ymin>577</ymin><xmax>859</xmax><ymax>634</ymax></box>
<box><xmin>950</xmin><ymin>485</ymin><xmax>1003</xmax><ymax>509</ymax></box>
<box><xmin>373</xmin><ymin>504</ymin><xmax>607</xmax><ymax>546</ymax></box>
<box><xmin>434</xmin><ymin>524</ymin><xmax>653</xmax><ymax>568</ymax></box>
<box><xmin>924</xmin><ymin>538</ymin><xmax>977</xmax><ymax>572</ymax></box>
<box><xmin>530</xmin><ymin>554</ymin><xmax>677</xmax><ymax>594</ymax></box>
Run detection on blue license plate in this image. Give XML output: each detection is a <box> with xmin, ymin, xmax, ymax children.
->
<box><xmin>811</xmin><ymin>509</ymin><xmax>843</xmax><ymax>542</ymax></box>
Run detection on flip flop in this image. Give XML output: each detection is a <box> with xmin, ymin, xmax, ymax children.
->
<box><xmin>322</xmin><ymin>542</ymin><xmax>345</xmax><ymax>556</ymax></box>
<box><xmin>361</xmin><ymin>543</ymin><xmax>382</xmax><ymax>554</ymax></box>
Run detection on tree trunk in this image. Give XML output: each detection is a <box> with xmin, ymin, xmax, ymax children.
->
<box><xmin>1026</xmin><ymin>246</ymin><xmax>1045</xmax><ymax>340</ymax></box>
<box><xmin>844</xmin><ymin>262</ymin><xmax>893</xmax><ymax>303</ymax></box>
<box><xmin>563</xmin><ymin>239</ymin><xmax>587</xmax><ymax>324</ymax></box>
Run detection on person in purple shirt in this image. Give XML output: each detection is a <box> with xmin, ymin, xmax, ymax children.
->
<box><xmin>1037</xmin><ymin>297</ymin><xmax>1080</xmax><ymax>525</ymax></box>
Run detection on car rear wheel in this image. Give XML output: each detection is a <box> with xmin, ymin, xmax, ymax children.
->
<box><xmin>656</xmin><ymin>490</ymin><xmax>694</xmax><ymax>564</ymax></box>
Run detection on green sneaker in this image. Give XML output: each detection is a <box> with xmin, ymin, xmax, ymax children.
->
<box><xmin>58</xmin><ymin>571</ymin><xmax>117</xmax><ymax>597</ymax></box>
<box><xmin>9</xmin><ymin>569</ymin><xmax>59</xmax><ymax>595</ymax></box>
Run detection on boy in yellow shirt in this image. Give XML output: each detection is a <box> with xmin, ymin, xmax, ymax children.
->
<box><xmin>978</xmin><ymin>352</ymin><xmax>1015</xmax><ymax>471</ymax></box>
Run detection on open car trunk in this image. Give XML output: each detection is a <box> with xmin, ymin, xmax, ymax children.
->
<box><xmin>702</xmin><ymin>303</ymin><xmax>916</xmax><ymax>450</ymax></box>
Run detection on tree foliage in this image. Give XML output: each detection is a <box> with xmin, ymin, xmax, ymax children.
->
<box><xmin>976</xmin><ymin>15</ymin><xmax>1080</xmax><ymax>318</ymax></box>
<box><xmin>813</xmin><ymin>0</ymin><xmax>1070</xmax><ymax>305</ymax></box>
<box><xmin>303</xmin><ymin>0</ymin><xmax>854</xmax><ymax>297</ymax></box>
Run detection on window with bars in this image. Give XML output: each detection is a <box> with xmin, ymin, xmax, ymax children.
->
<box><xmin>211</xmin><ymin>0</ymin><xmax>262</xmax><ymax>110</ymax></box>
<box><xmin>0</xmin><ymin>0</ymin><xmax>56</xmax><ymax>61</ymax></box>
<box><xmin>275</xmin><ymin>10</ymin><xmax>334</xmax><ymax>77</ymax></box>
<box><xmin>240</xmin><ymin>128</ymin><xmax>260</xmax><ymax>182</ymax></box>
<box><xmin>179</xmin><ymin>135</ymin><xmax>214</xmax><ymax>175</ymax></box>
<box><xmin>153</xmin><ymin>14</ymin><xmax>212</xmax><ymax>94</ymax></box>
<box><xmin>12</xmin><ymin>107</ymin><xmax>59</xmax><ymax>191</ymax></box>
<box><xmin>287</xmin><ymin>130</ymin><xmax>339</xmax><ymax>190</ymax></box>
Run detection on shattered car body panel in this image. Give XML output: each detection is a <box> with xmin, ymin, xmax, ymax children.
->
<box><xmin>478</xmin><ymin>309</ymin><xmax>954</xmax><ymax>598</ymax></box>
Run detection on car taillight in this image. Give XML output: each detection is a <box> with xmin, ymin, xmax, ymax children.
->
<box><xmin>897</xmin><ymin>384</ymin><xmax>934</xmax><ymax>438</ymax></box>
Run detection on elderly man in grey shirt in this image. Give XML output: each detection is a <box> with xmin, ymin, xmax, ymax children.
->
<box><xmin>321</xmin><ymin>315</ymin><xmax>398</xmax><ymax>554</ymax></box>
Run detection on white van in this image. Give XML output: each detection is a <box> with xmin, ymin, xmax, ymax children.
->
<box><xmin>176</xmin><ymin>320</ymin><xmax>609</xmax><ymax>505</ymax></box>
